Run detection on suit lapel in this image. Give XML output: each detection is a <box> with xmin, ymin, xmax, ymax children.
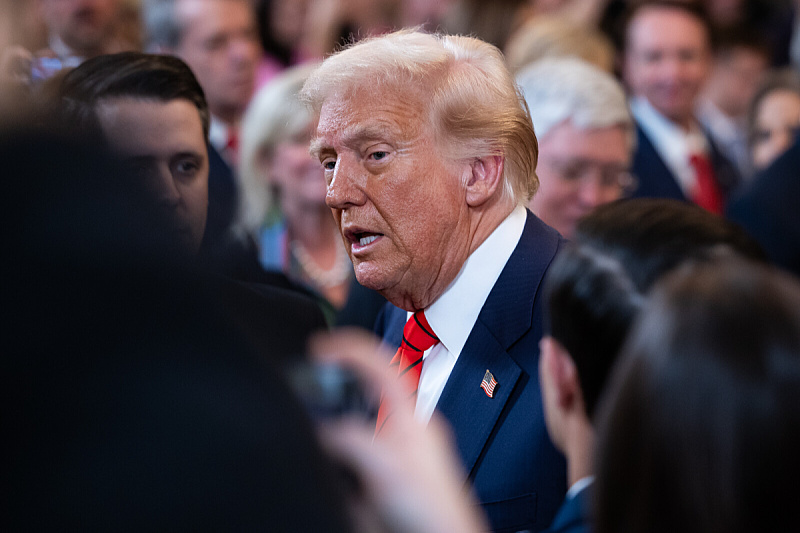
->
<box><xmin>634</xmin><ymin>125</ymin><xmax>688</xmax><ymax>201</ymax></box>
<box><xmin>436</xmin><ymin>211</ymin><xmax>561</xmax><ymax>478</ymax></box>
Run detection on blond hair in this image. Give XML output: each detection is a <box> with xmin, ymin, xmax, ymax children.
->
<box><xmin>505</xmin><ymin>16</ymin><xmax>615</xmax><ymax>75</ymax></box>
<box><xmin>237</xmin><ymin>63</ymin><xmax>318</xmax><ymax>234</ymax></box>
<box><xmin>301</xmin><ymin>29</ymin><xmax>539</xmax><ymax>203</ymax></box>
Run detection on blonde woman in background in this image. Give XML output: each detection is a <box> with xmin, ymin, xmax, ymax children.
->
<box><xmin>504</xmin><ymin>15</ymin><xmax>615</xmax><ymax>74</ymax></box>
<box><xmin>239</xmin><ymin>64</ymin><xmax>384</xmax><ymax>326</ymax></box>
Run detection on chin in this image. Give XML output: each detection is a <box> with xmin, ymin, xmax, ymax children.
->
<box><xmin>353</xmin><ymin>264</ymin><xmax>386</xmax><ymax>292</ymax></box>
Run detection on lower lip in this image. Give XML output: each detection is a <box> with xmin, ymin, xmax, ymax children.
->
<box><xmin>351</xmin><ymin>235</ymin><xmax>382</xmax><ymax>254</ymax></box>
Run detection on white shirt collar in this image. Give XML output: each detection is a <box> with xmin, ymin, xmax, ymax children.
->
<box><xmin>48</xmin><ymin>35</ymin><xmax>84</xmax><ymax>67</ymax></box>
<box><xmin>423</xmin><ymin>205</ymin><xmax>527</xmax><ymax>358</ymax></box>
<box><xmin>566</xmin><ymin>476</ymin><xmax>594</xmax><ymax>500</ymax></box>
<box><xmin>630</xmin><ymin>96</ymin><xmax>709</xmax><ymax>195</ymax></box>
<box><xmin>208</xmin><ymin>115</ymin><xmax>229</xmax><ymax>153</ymax></box>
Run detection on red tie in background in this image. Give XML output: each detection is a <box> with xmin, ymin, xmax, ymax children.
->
<box><xmin>375</xmin><ymin>311</ymin><xmax>439</xmax><ymax>436</ymax></box>
<box><xmin>689</xmin><ymin>153</ymin><xmax>723</xmax><ymax>214</ymax></box>
<box><xmin>225</xmin><ymin>128</ymin><xmax>239</xmax><ymax>168</ymax></box>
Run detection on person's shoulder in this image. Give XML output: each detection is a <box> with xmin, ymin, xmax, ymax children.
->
<box><xmin>518</xmin><ymin>208</ymin><xmax>565</xmax><ymax>260</ymax></box>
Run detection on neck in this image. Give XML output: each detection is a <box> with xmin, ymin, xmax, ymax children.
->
<box><xmin>563</xmin><ymin>417</ymin><xmax>595</xmax><ymax>488</ymax></box>
<box><xmin>211</xmin><ymin>107</ymin><xmax>242</xmax><ymax>128</ymax></box>
<box><xmin>399</xmin><ymin>198</ymin><xmax>517</xmax><ymax>311</ymax></box>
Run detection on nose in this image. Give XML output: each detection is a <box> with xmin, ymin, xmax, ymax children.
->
<box><xmin>151</xmin><ymin>166</ymin><xmax>181</xmax><ymax>209</ymax></box>
<box><xmin>230</xmin><ymin>34</ymin><xmax>258</xmax><ymax>65</ymax></box>
<box><xmin>325</xmin><ymin>156</ymin><xmax>366</xmax><ymax>210</ymax></box>
<box><xmin>577</xmin><ymin>173</ymin><xmax>611</xmax><ymax>209</ymax></box>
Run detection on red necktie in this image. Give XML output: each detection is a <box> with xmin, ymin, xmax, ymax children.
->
<box><xmin>689</xmin><ymin>153</ymin><xmax>723</xmax><ymax>214</ymax></box>
<box><xmin>225</xmin><ymin>128</ymin><xmax>239</xmax><ymax>167</ymax></box>
<box><xmin>375</xmin><ymin>311</ymin><xmax>439</xmax><ymax>436</ymax></box>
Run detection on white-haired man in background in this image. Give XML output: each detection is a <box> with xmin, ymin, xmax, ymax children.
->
<box><xmin>517</xmin><ymin>57</ymin><xmax>636</xmax><ymax>239</ymax></box>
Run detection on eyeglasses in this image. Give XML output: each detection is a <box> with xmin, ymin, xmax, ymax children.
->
<box><xmin>544</xmin><ymin>158</ymin><xmax>638</xmax><ymax>196</ymax></box>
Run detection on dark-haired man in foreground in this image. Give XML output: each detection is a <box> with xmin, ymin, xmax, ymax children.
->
<box><xmin>60</xmin><ymin>52</ymin><xmax>326</xmax><ymax>359</ymax></box>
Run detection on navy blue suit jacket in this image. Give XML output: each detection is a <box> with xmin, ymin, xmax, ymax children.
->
<box><xmin>376</xmin><ymin>210</ymin><xmax>568</xmax><ymax>533</ymax></box>
<box><xmin>631</xmin><ymin>123</ymin><xmax>741</xmax><ymax>204</ymax></box>
<box><xmin>203</xmin><ymin>144</ymin><xmax>237</xmax><ymax>250</ymax></box>
<box><xmin>544</xmin><ymin>484</ymin><xmax>593</xmax><ymax>533</ymax></box>
<box><xmin>727</xmin><ymin>137</ymin><xmax>800</xmax><ymax>278</ymax></box>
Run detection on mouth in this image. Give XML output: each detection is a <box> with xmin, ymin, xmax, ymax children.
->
<box><xmin>344</xmin><ymin>227</ymin><xmax>385</xmax><ymax>253</ymax></box>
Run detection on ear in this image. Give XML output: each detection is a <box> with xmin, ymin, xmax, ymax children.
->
<box><xmin>465</xmin><ymin>155</ymin><xmax>504</xmax><ymax>207</ymax></box>
<box><xmin>542</xmin><ymin>337</ymin><xmax>580</xmax><ymax>411</ymax></box>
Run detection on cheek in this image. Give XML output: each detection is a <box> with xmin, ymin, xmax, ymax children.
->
<box><xmin>533</xmin><ymin>178</ymin><xmax>572</xmax><ymax>212</ymax></box>
<box><xmin>180</xmin><ymin>180</ymin><xmax>209</xmax><ymax>212</ymax></box>
<box><xmin>751</xmin><ymin>139</ymin><xmax>775</xmax><ymax>167</ymax></box>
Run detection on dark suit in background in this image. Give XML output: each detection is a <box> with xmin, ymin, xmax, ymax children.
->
<box><xmin>377</xmin><ymin>211</ymin><xmax>568</xmax><ymax>533</ymax></box>
<box><xmin>727</xmin><ymin>137</ymin><xmax>800</xmax><ymax>278</ymax></box>
<box><xmin>543</xmin><ymin>484</ymin><xmax>593</xmax><ymax>533</ymax></box>
<box><xmin>631</xmin><ymin>124</ymin><xmax>741</xmax><ymax>205</ymax></box>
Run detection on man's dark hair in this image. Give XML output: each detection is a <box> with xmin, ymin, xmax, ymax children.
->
<box><xmin>545</xmin><ymin>198</ymin><xmax>765</xmax><ymax>419</ymax></box>
<box><xmin>59</xmin><ymin>52</ymin><xmax>210</xmax><ymax>140</ymax></box>
<box><xmin>595</xmin><ymin>258</ymin><xmax>800</xmax><ymax>533</ymax></box>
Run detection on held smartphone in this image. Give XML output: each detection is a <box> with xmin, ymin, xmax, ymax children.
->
<box><xmin>286</xmin><ymin>361</ymin><xmax>374</xmax><ymax>421</ymax></box>
<box><xmin>30</xmin><ymin>57</ymin><xmax>65</xmax><ymax>83</ymax></box>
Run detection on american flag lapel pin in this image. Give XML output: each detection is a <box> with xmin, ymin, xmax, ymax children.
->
<box><xmin>480</xmin><ymin>369</ymin><xmax>498</xmax><ymax>398</ymax></box>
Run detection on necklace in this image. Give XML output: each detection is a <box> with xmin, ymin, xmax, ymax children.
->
<box><xmin>289</xmin><ymin>234</ymin><xmax>352</xmax><ymax>289</ymax></box>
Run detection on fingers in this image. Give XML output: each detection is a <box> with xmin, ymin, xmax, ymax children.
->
<box><xmin>309</xmin><ymin>328</ymin><xmax>413</xmax><ymax>423</ymax></box>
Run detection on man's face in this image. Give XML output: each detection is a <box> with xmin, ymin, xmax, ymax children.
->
<box><xmin>751</xmin><ymin>89</ymin><xmax>800</xmax><ymax>171</ymax></box>
<box><xmin>41</xmin><ymin>0</ymin><xmax>118</xmax><ymax>55</ymax></box>
<box><xmin>531</xmin><ymin>121</ymin><xmax>631</xmax><ymax>238</ymax></box>
<box><xmin>624</xmin><ymin>6</ymin><xmax>711</xmax><ymax>125</ymax></box>
<box><xmin>173</xmin><ymin>0</ymin><xmax>260</xmax><ymax>121</ymax></box>
<box><xmin>711</xmin><ymin>46</ymin><xmax>768</xmax><ymax>118</ymax></box>
<box><xmin>312</xmin><ymin>87</ymin><xmax>473</xmax><ymax>311</ymax></box>
<box><xmin>96</xmin><ymin>98</ymin><xmax>209</xmax><ymax>254</ymax></box>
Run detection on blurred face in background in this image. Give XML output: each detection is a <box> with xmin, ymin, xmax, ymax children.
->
<box><xmin>265</xmin><ymin>128</ymin><xmax>326</xmax><ymax>219</ymax></box>
<box><xmin>41</xmin><ymin>0</ymin><xmax>118</xmax><ymax>56</ymax></box>
<box><xmin>174</xmin><ymin>0</ymin><xmax>260</xmax><ymax>122</ymax></box>
<box><xmin>750</xmin><ymin>89</ymin><xmax>800</xmax><ymax>171</ymax></box>
<box><xmin>531</xmin><ymin>121</ymin><xmax>632</xmax><ymax>239</ymax></box>
<box><xmin>707</xmin><ymin>45</ymin><xmax>769</xmax><ymax>118</ymax></box>
<box><xmin>625</xmin><ymin>6</ymin><xmax>710</xmax><ymax>128</ymax></box>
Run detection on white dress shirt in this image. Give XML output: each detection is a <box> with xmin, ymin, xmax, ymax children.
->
<box><xmin>413</xmin><ymin>205</ymin><xmax>527</xmax><ymax>424</ymax></box>
<box><xmin>696</xmin><ymin>97</ymin><xmax>751</xmax><ymax>179</ymax></box>
<box><xmin>208</xmin><ymin>115</ymin><xmax>230</xmax><ymax>154</ymax></box>
<box><xmin>630</xmin><ymin>96</ymin><xmax>711</xmax><ymax>197</ymax></box>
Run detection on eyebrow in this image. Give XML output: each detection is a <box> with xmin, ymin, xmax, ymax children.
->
<box><xmin>309</xmin><ymin>123</ymin><xmax>394</xmax><ymax>159</ymax></box>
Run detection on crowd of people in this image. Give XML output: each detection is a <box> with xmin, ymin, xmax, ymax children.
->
<box><xmin>3</xmin><ymin>0</ymin><xmax>800</xmax><ymax>531</ymax></box>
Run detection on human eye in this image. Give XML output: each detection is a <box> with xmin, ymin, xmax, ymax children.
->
<box><xmin>678</xmin><ymin>49</ymin><xmax>701</xmax><ymax>63</ymax></box>
<box><xmin>557</xmin><ymin>162</ymin><xmax>583</xmax><ymax>182</ymax></box>
<box><xmin>370</xmin><ymin>151</ymin><xmax>388</xmax><ymax>161</ymax></box>
<box><xmin>752</xmin><ymin>129</ymin><xmax>771</xmax><ymax>145</ymax></box>
<box><xmin>365</xmin><ymin>145</ymin><xmax>393</xmax><ymax>167</ymax></box>
<box><xmin>203</xmin><ymin>35</ymin><xmax>226</xmax><ymax>52</ymax></box>
<box><xmin>643</xmin><ymin>50</ymin><xmax>663</xmax><ymax>64</ymax></box>
<box><xmin>127</xmin><ymin>159</ymin><xmax>154</xmax><ymax>180</ymax></box>
<box><xmin>321</xmin><ymin>157</ymin><xmax>336</xmax><ymax>171</ymax></box>
<box><xmin>173</xmin><ymin>157</ymin><xmax>201</xmax><ymax>179</ymax></box>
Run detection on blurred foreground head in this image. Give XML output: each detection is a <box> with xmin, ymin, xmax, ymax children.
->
<box><xmin>545</xmin><ymin>198</ymin><xmax>765</xmax><ymax>422</ymax></box>
<box><xmin>595</xmin><ymin>258</ymin><xmax>800</xmax><ymax>533</ymax></box>
<box><xmin>2</xmin><ymin>125</ymin><xmax>350</xmax><ymax>531</ymax></box>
